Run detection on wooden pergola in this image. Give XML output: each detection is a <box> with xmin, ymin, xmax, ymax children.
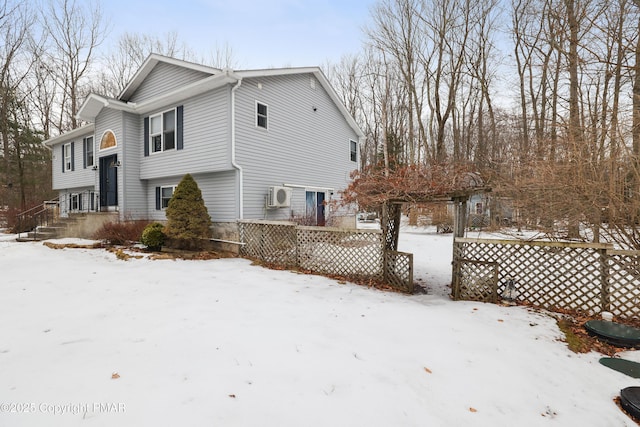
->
<box><xmin>341</xmin><ymin>164</ymin><xmax>491</xmax><ymax>251</ymax></box>
<box><xmin>380</xmin><ymin>187</ymin><xmax>492</xmax><ymax>251</ymax></box>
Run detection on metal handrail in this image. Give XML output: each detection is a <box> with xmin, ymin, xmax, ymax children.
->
<box><xmin>16</xmin><ymin>190</ymin><xmax>101</xmax><ymax>238</ymax></box>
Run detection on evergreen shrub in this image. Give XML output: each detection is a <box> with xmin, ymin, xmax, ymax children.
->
<box><xmin>164</xmin><ymin>174</ymin><xmax>212</xmax><ymax>250</ymax></box>
<box><xmin>141</xmin><ymin>222</ymin><xmax>166</xmax><ymax>251</ymax></box>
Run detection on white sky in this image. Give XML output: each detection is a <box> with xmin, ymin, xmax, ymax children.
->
<box><xmin>100</xmin><ymin>0</ymin><xmax>376</xmax><ymax>69</ymax></box>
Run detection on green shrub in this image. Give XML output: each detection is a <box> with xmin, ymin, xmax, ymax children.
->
<box><xmin>165</xmin><ymin>174</ymin><xmax>212</xmax><ymax>250</ymax></box>
<box><xmin>141</xmin><ymin>222</ymin><xmax>166</xmax><ymax>251</ymax></box>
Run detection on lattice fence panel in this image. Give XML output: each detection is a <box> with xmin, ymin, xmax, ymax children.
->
<box><xmin>453</xmin><ymin>259</ymin><xmax>498</xmax><ymax>302</ymax></box>
<box><xmin>239</xmin><ymin>221</ymin><xmax>297</xmax><ymax>266</ymax></box>
<box><xmin>608</xmin><ymin>251</ymin><xmax>640</xmax><ymax>319</ymax></box>
<box><xmin>453</xmin><ymin>238</ymin><xmax>608</xmax><ymax>315</ymax></box>
<box><xmin>297</xmin><ymin>227</ymin><xmax>384</xmax><ymax>280</ymax></box>
<box><xmin>384</xmin><ymin>251</ymin><xmax>413</xmax><ymax>293</ymax></box>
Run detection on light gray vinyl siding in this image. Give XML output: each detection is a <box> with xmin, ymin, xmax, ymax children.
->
<box><xmin>235</xmin><ymin>74</ymin><xmax>359</xmax><ymax>220</ymax></box>
<box><xmin>51</xmin><ymin>131</ymin><xmax>96</xmax><ymax>191</ymax></box>
<box><xmin>140</xmin><ymin>86</ymin><xmax>231</xmax><ymax>180</ymax></box>
<box><xmin>196</xmin><ymin>171</ymin><xmax>237</xmax><ymax>222</ymax></box>
<box><xmin>121</xmin><ymin>111</ymin><xmax>146</xmax><ymax>219</ymax></box>
<box><xmin>147</xmin><ymin>171</ymin><xmax>237</xmax><ymax>222</ymax></box>
<box><xmin>127</xmin><ymin>62</ymin><xmax>212</xmax><ymax>103</ymax></box>
<box><xmin>95</xmin><ymin>109</ymin><xmax>124</xmax><ymax>208</ymax></box>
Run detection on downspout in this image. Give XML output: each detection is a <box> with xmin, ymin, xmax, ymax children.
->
<box><xmin>231</xmin><ymin>76</ymin><xmax>244</xmax><ymax>219</ymax></box>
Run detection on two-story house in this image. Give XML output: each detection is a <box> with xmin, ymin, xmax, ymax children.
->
<box><xmin>43</xmin><ymin>54</ymin><xmax>363</xmax><ymax>240</ymax></box>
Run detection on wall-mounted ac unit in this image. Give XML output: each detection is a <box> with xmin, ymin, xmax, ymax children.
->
<box><xmin>268</xmin><ymin>186</ymin><xmax>291</xmax><ymax>208</ymax></box>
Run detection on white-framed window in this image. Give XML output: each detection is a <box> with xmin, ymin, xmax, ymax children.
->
<box><xmin>99</xmin><ymin>130</ymin><xmax>117</xmax><ymax>150</ymax></box>
<box><xmin>63</xmin><ymin>143</ymin><xmax>72</xmax><ymax>172</ymax></box>
<box><xmin>161</xmin><ymin>186</ymin><xmax>175</xmax><ymax>209</ymax></box>
<box><xmin>350</xmin><ymin>140</ymin><xmax>357</xmax><ymax>163</ymax></box>
<box><xmin>256</xmin><ymin>101</ymin><xmax>268</xmax><ymax>129</ymax></box>
<box><xmin>70</xmin><ymin>193</ymin><xmax>82</xmax><ymax>211</ymax></box>
<box><xmin>84</xmin><ymin>136</ymin><xmax>94</xmax><ymax>168</ymax></box>
<box><xmin>150</xmin><ymin>109</ymin><xmax>176</xmax><ymax>153</ymax></box>
<box><xmin>475</xmin><ymin>202</ymin><xmax>484</xmax><ymax>215</ymax></box>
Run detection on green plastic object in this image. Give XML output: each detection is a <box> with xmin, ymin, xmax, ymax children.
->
<box><xmin>584</xmin><ymin>320</ymin><xmax>640</xmax><ymax>348</ymax></box>
<box><xmin>600</xmin><ymin>358</ymin><xmax>640</xmax><ymax>378</ymax></box>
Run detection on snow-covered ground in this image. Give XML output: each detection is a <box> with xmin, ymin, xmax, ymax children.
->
<box><xmin>0</xmin><ymin>226</ymin><xmax>637</xmax><ymax>426</ymax></box>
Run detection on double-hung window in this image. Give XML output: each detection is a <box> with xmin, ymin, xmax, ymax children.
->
<box><xmin>63</xmin><ymin>143</ymin><xmax>73</xmax><ymax>172</ymax></box>
<box><xmin>350</xmin><ymin>140</ymin><xmax>357</xmax><ymax>163</ymax></box>
<box><xmin>256</xmin><ymin>102</ymin><xmax>268</xmax><ymax>129</ymax></box>
<box><xmin>161</xmin><ymin>186</ymin><xmax>175</xmax><ymax>209</ymax></box>
<box><xmin>70</xmin><ymin>193</ymin><xmax>82</xmax><ymax>211</ymax></box>
<box><xmin>84</xmin><ymin>136</ymin><xmax>94</xmax><ymax>168</ymax></box>
<box><xmin>150</xmin><ymin>109</ymin><xmax>176</xmax><ymax>153</ymax></box>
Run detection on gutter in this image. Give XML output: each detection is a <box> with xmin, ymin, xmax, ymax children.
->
<box><xmin>231</xmin><ymin>74</ymin><xmax>244</xmax><ymax>219</ymax></box>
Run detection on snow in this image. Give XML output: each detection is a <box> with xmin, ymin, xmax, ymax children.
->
<box><xmin>0</xmin><ymin>226</ymin><xmax>637</xmax><ymax>426</ymax></box>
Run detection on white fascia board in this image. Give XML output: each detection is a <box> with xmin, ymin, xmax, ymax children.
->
<box><xmin>236</xmin><ymin>67</ymin><xmax>365</xmax><ymax>139</ymax></box>
<box><xmin>132</xmin><ymin>71</ymin><xmax>239</xmax><ymax>115</ymax></box>
<box><xmin>78</xmin><ymin>71</ymin><xmax>239</xmax><ymax>121</ymax></box>
<box><xmin>235</xmin><ymin>66</ymin><xmax>320</xmax><ymax>79</ymax></box>
<box><xmin>76</xmin><ymin>94</ymin><xmax>135</xmax><ymax>122</ymax></box>
<box><xmin>119</xmin><ymin>53</ymin><xmax>222</xmax><ymax>101</ymax></box>
<box><xmin>313</xmin><ymin>69</ymin><xmax>365</xmax><ymax>139</ymax></box>
<box><xmin>43</xmin><ymin>123</ymin><xmax>95</xmax><ymax>147</ymax></box>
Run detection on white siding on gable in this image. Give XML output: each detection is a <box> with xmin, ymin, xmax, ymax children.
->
<box><xmin>128</xmin><ymin>62</ymin><xmax>212</xmax><ymax>103</ymax></box>
<box><xmin>235</xmin><ymin>73</ymin><xmax>359</xmax><ymax>220</ymax></box>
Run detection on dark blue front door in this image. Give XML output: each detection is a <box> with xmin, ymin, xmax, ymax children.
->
<box><xmin>99</xmin><ymin>155</ymin><xmax>118</xmax><ymax>209</ymax></box>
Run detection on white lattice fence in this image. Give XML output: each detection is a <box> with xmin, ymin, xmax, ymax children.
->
<box><xmin>452</xmin><ymin>259</ymin><xmax>499</xmax><ymax>302</ymax></box>
<box><xmin>297</xmin><ymin>227</ymin><xmax>384</xmax><ymax>279</ymax></box>
<box><xmin>453</xmin><ymin>238</ymin><xmax>640</xmax><ymax>320</ymax></box>
<box><xmin>238</xmin><ymin>221</ymin><xmax>416</xmax><ymax>290</ymax></box>
<box><xmin>608</xmin><ymin>250</ymin><xmax>640</xmax><ymax>318</ymax></box>
<box><xmin>384</xmin><ymin>251</ymin><xmax>414</xmax><ymax>293</ymax></box>
<box><xmin>239</xmin><ymin>221</ymin><xmax>297</xmax><ymax>266</ymax></box>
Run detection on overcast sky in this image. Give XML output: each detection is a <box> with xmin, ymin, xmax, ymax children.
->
<box><xmin>101</xmin><ymin>0</ymin><xmax>376</xmax><ymax>69</ymax></box>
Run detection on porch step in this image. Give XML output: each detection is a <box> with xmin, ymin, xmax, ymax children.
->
<box><xmin>17</xmin><ymin>216</ymin><xmax>82</xmax><ymax>241</ymax></box>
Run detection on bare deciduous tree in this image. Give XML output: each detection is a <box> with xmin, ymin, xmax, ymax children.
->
<box><xmin>40</xmin><ymin>0</ymin><xmax>107</xmax><ymax>130</ymax></box>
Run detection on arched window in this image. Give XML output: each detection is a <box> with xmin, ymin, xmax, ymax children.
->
<box><xmin>100</xmin><ymin>130</ymin><xmax>117</xmax><ymax>150</ymax></box>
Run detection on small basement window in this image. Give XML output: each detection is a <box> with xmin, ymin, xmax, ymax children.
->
<box><xmin>161</xmin><ymin>186</ymin><xmax>175</xmax><ymax>209</ymax></box>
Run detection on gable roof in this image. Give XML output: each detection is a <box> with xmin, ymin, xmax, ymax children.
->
<box><xmin>236</xmin><ymin>67</ymin><xmax>365</xmax><ymax>139</ymax></box>
<box><xmin>119</xmin><ymin>54</ymin><xmax>222</xmax><ymax>101</ymax></box>
<box><xmin>75</xmin><ymin>54</ymin><xmax>364</xmax><ymax>139</ymax></box>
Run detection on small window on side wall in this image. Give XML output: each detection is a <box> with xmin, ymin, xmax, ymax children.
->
<box><xmin>256</xmin><ymin>102</ymin><xmax>268</xmax><ymax>129</ymax></box>
<box><xmin>161</xmin><ymin>186</ymin><xmax>174</xmax><ymax>209</ymax></box>
<box><xmin>84</xmin><ymin>136</ymin><xmax>94</xmax><ymax>168</ymax></box>
<box><xmin>350</xmin><ymin>140</ymin><xmax>357</xmax><ymax>163</ymax></box>
<box><xmin>63</xmin><ymin>142</ymin><xmax>74</xmax><ymax>172</ymax></box>
<box><xmin>155</xmin><ymin>185</ymin><xmax>176</xmax><ymax>210</ymax></box>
